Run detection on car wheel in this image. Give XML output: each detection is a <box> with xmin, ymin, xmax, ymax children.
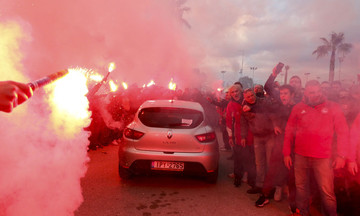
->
<box><xmin>205</xmin><ymin>168</ymin><xmax>218</xmax><ymax>184</ymax></box>
<box><xmin>118</xmin><ymin>164</ymin><xmax>133</xmax><ymax>179</ymax></box>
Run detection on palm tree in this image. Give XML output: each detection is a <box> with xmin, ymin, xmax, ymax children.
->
<box><xmin>312</xmin><ymin>32</ymin><xmax>352</xmax><ymax>82</ymax></box>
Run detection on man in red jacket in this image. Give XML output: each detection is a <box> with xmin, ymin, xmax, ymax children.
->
<box><xmin>347</xmin><ymin>112</ymin><xmax>360</xmax><ymax>214</ymax></box>
<box><xmin>226</xmin><ymin>84</ymin><xmax>255</xmax><ymax>188</ymax></box>
<box><xmin>283</xmin><ymin>80</ymin><xmax>348</xmax><ymax>216</ymax></box>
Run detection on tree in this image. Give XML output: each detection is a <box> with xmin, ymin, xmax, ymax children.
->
<box><xmin>312</xmin><ymin>32</ymin><xmax>352</xmax><ymax>82</ymax></box>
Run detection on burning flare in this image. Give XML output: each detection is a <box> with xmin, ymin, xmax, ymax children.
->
<box><xmin>46</xmin><ymin>68</ymin><xmax>90</xmax><ymax>138</ymax></box>
<box><xmin>147</xmin><ymin>80</ymin><xmax>155</xmax><ymax>87</ymax></box>
<box><xmin>122</xmin><ymin>82</ymin><xmax>128</xmax><ymax>90</ymax></box>
<box><xmin>108</xmin><ymin>62</ymin><xmax>116</xmax><ymax>73</ymax></box>
<box><xmin>109</xmin><ymin>80</ymin><xmax>118</xmax><ymax>92</ymax></box>
<box><xmin>89</xmin><ymin>73</ymin><xmax>103</xmax><ymax>82</ymax></box>
<box><xmin>168</xmin><ymin>78</ymin><xmax>176</xmax><ymax>91</ymax></box>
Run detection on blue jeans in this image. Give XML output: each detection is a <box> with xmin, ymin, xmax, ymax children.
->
<box><xmin>294</xmin><ymin>154</ymin><xmax>337</xmax><ymax>216</ymax></box>
<box><xmin>253</xmin><ymin>134</ymin><xmax>275</xmax><ymax>187</ymax></box>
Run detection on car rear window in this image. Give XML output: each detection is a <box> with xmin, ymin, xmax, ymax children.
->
<box><xmin>138</xmin><ymin>107</ymin><xmax>204</xmax><ymax>129</ymax></box>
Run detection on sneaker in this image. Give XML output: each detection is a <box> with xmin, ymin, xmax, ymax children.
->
<box><xmin>287</xmin><ymin>208</ymin><xmax>301</xmax><ymax>216</ymax></box>
<box><xmin>234</xmin><ymin>178</ymin><xmax>241</xmax><ymax>187</ymax></box>
<box><xmin>247</xmin><ymin>186</ymin><xmax>262</xmax><ymax>194</ymax></box>
<box><xmin>255</xmin><ymin>195</ymin><xmax>269</xmax><ymax>207</ymax></box>
<box><xmin>111</xmin><ymin>140</ymin><xmax>119</xmax><ymax>146</ymax></box>
<box><xmin>220</xmin><ymin>147</ymin><xmax>231</xmax><ymax>151</ymax></box>
<box><xmin>242</xmin><ymin>172</ymin><xmax>248</xmax><ymax>183</ymax></box>
<box><xmin>228</xmin><ymin>173</ymin><xmax>235</xmax><ymax>178</ymax></box>
<box><xmin>288</xmin><ymin>205</ymin><xmax>297</xmax><ymax>214</ymax></box>
<box><xmin>274</xmin><ymin>186</ymin><xmax>282</xmax><ymax>201</ymax></box>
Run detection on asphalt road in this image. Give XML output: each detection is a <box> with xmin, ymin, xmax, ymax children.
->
<box><xmin>74</xmin><ymin>141</ymin><xmax>291</xmax><ymax>216</ymax></box>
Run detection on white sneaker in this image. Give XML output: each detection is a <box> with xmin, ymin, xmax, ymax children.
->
<box><xmin>228</xmin><ymin>173</ymin><xmax>235</xmax><ymax>178</ymax></box>
<box><xmin>274</xmin><ymin>186</ymin><xmax>282</xmax><ymax>201</ymax></box>
<box><xmin>242</xmin><ymin>172</ymin><xmax>248</xmax><ymax>183</ymax></box>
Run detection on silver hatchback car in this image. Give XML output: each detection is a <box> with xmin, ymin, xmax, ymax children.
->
<box><xmin>118</xmin><ymin>99</ymin><xmax>219</xmax><ymax>183</ymax></box>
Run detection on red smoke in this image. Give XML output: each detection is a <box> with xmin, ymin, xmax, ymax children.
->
<box><xmin>0</xmin><ymin>1</ymin><xmax>206</xmax><ymax>215</ymax></box>
<box><xmin>1</xmin><ymin>0</ymin><xmax>205</xmax><ymax>87</ymax></box>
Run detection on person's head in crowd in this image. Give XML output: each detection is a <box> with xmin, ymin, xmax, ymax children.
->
<box><xmin>304</xmin><ymin>80</ymin><xmax>325</xmax><ymax>106</ymax></box>
<box><xmin>339</xmin><ymin>88</ymin><xmax>350</xmax><ymax>99</ymax></box>
<box><xmin>243</xmin><ymin>88</ymin><xmax>256</xmax><ymax>105</ymax></box>
<box><xmin>331</xmin><ymin>80</ymin><xmax>342</xmax><ymax>92</ymax></box>
<box><xmin>289</xmin><ymin>75</ymin><xmax>302</xmax><ymax>91</ymax></box>
<box><xmin>321</xmin><ymin>81</ymin><xmax>331</xmax><ymax>91</ymax></box>
<box><xmin>254</xmin><ymin>84</ymin><xmax>265</xmax><ymax>98</ymax></box>
<box><xmin>233</xmin><ymin>82</ymin><xmax>243</xmax><ymax>92</ymax></box>
<box><xmin>175</xmin><ymin>89</ymin><xmax>183</xmax><ymax>98</ymax></box>
<box><xmin>224</xmin><ymin>89</ymin><xmax>231</xmax><ymax>101</ymax></box>
<box><xmin>279</xmin><ymin>84</ymin><xmax>295</xmax><ymax>106</ymax></box>
<box><xmin>338</xmin><ymin>95</ymin><xmax>352</xmax><ymax>118</ymax></box>
<box><xmin>321</xmin><ymin>81</ymin><xmax>331</xmax><ymax>99</ymax></box>
<box><xmin>229</xmin><ymin>84</ymin><xmax>242</xmax><ymax>102</ymax></box>
<box><xmin>350</xmin><ymin>84</ymin><xmax>360</xmax><ymax>101</ymax></box>
<box><xmin>274</xmin><ymin>81</ymin><xmax>281</xmax><ymax>88</ymax></box>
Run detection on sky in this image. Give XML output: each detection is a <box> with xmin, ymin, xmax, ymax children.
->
<box><xmin>185</xmin><ymin>0</ymin><xmax>360</xmax><ymax>86</ymax></box>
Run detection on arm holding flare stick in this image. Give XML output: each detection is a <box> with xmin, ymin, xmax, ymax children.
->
<box><xmin>0</xmin><ymin>70</ymin><xmax>69</xmax><ymax>113</ymax></box>
<box><xmin>87</xmin><ymin>71</ymin><xmax>111</xmax><ymax>98</ymax></box>
<box><xmin>28</xmin><ymin>70</ymin><xmax>69</xmax><ymax>91</ymax></box>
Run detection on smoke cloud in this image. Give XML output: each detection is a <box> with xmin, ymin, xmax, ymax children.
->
<box><xmin>1</xmin><ymin>0</ymin><xmax>202</xmax><ymax>215</ymax></box>
<box><xmin>0</xmin><ymin>0</ymin><xmax>207</xmax><ymax>88</ymax></box>
<box><xmin>0</xmin><ymin>21</ymin><xmax>91</xmax><ymax>216</ymax></box>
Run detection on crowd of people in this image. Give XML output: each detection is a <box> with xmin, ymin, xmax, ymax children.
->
<box><xmin>209</xmin><ymin>63</ymin><xmax>360</xmax><ymax>216</ymax></box>
<box><xmin>80</xmin><ymin>64</ymin><xmax>360</xmax><ymax>215</ymax></box>
<box><xmin>85</xmin><ymin>82</ymin><xmax>220</xmax><ymax>150</ymax></box>
<box><xmin>2</xmin><ymin>65</ymin><xmax>359</xmax><ymax>216</ymax></box>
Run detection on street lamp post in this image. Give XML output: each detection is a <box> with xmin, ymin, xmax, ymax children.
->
<box><xmin>221</xmin><ymin>71</ymin><xmax>226</xmax><ymax>87</ymax></box>
<box><xmin>284</xmin><ymin>65</ymin><xmax>290</xmax><ymax>84</ymax></box>
<box><xmin>250</xmin><ymin>66</ymin><xmax>257</xmax><ymax>86</ymax></box>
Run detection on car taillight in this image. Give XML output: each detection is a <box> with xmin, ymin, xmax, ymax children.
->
<box><xmin>124</xmin><ymin>128</ymin><xmax>144</xmax><ymax>140</ymax></box>
<box><xmin>195</xmin><ymin>132</ymin><xmax>216</xmax><ymax>142</ymax></box>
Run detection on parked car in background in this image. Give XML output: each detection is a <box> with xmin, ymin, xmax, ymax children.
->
<box><xmin>118</xmin><ymin>99</ymin><xmax>219</xmax><ymax>183</ymax></box>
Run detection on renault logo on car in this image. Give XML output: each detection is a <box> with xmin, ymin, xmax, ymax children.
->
<box><xmin>167</xmin><ymin>131</ymin><xmax>173</xmax><ymax>139</ymax></box>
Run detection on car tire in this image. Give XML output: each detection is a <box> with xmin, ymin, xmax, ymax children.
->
<box><xmin>205</xmin><ymin>168</ymin><xmax>218</xmax><ymax>184</ymax></box>
<box><xmin>118</xmin><ymin>164</ymin><xmax>133</xmax><ymax>179</ymax></box>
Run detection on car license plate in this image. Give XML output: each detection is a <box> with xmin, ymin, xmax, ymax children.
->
<box><xmin>151</xmin><ymin>161</ymin><xmax>184</xmax><ymax>171</ymax></box>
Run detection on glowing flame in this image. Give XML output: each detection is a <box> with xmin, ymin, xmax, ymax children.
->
<box><xmin>89</xmin><ymin>73</ymin><xmax>103</xmax><ymax>82</ymax></box>
<box><xmin>168</xmin><ymin>78</ymin><xmax>176</xmax><ymax>91</ymax></box>
<box><xmin>147</xmin><ymin>80</ymin><xmax>155</xmax><ymax>87</ymax></box>
<box><xmin>47</xmin><ymin>68</ymin><xmax>90</xmax><ymax>137</ymax></box>
<box><xmin>217</xmin><ymin>88</ymin><xmax>222</xmax><ymax>92</ymax></box>
<box><xmin>142</xmin><ymin>84</ymin><xmax>146</xmax><ymax>88</ymax></box>
<box><xmin>109</xmin><ymin>80</ymin><xmax>118</xmax><ymax>92</ymax></box>
<box><xmin>122</xmin><ymin>82</ymin><xmax>128</xmax><ymax>90</ymax></box>
<box><xmin>108</xmin><ymin>62</ymin><xmax>116</xmax><ymax>73</ymax></box>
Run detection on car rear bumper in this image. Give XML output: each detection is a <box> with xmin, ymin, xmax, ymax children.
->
<box><xmin>119</xmin><ymin>146</ymin><xmax>219</xmax><ymax>174</ymax></box>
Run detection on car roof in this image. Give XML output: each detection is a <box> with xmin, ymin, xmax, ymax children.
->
<box><xmin>139</xmin><ymin>100</ymin><xmax>204</xmax><ymax>112</ymax></box>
